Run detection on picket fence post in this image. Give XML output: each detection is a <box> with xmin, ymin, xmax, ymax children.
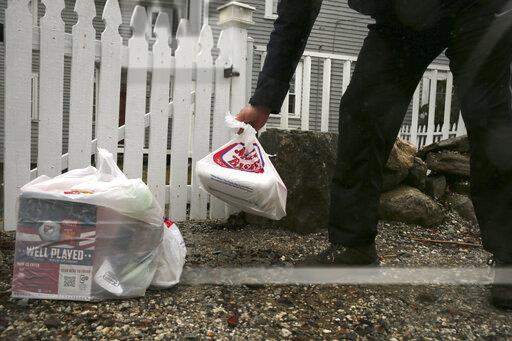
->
<box><xmin>209</xmin><ymin>2</ymin><xmax>256</xmax><ymax>219</ymax></box>
<box><xmin>441</xmin><ymin>73</ymin><xmax>454</xmax><ymax>140</ymax></box>
<box><xmin>123</xmin><ymin>6</ymin><xmax>148</xmax><ymax>179</ymax></box>
<box><xmin>169</xmin><ymin>19</ymin><xmax>195</xmax><ymax>220</ymax></box>
<box><xmin>96</xmin><ymin>0</ymin><xmax>122</xmax><ymax>157</ymax></box>
<box><xmin>68</xmin><ymin>0</ymin><xmax>96</xmax><ymax>170</ymax></box>
<box><xmin>190</xmin><ymin>24</ymin><xmax>214</xmax><ymax>220</ymax></box>
<box><xmin>209</xmin><ymin>30</ymin><xmax>231</xmax><ymax>220</ymax></box>
<box><xmin>425</xmin><ymin>70</ymin><xmax>438</xmax><ymax>145</ymax></box>
<box><xmin>410</xmin><ymin>84</ymin><xmax>420</xmax><ymax>146</ymax></box>
<box><xmin>147</xmin><ymin>13</ymin><xmax>173</xmax><ymax>209</ymax></box>
<box><xmin>217</xmin><ymin>2</ymin><xmax>255</xmax><ymax>115</ymax></box>
<box><xmin>4</xmin><ymin>0</ymin><xmax>33</xmax><ymax>230</ymax></box>
<box><xmin>456</xmin><ymin>113</ymin><xmax>467</xmax><ymax>136</ymax></box>
<box><xmin>37</xmin><ymin>0</ymin><xmax>65</xmax><ymax>177</ymax></box>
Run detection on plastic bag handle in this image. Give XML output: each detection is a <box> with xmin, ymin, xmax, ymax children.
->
<box><xmin>225</xmin><ymin>113</ymin><xmax>256</xmax><ymax>148</ymax></box>
<box><xmin>97</xmin><ymin>148</ymin><xmax>127</xmax><ymax>180</ymax></box>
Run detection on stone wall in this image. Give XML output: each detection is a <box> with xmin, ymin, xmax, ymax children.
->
<box><xmin>241</xmin><ymin>130</ymin><xmax>475</xmax><ymax>234</ymax></box>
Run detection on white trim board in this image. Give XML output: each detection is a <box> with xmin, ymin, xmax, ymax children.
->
<box><xmin>264</xmin><ymin>0</ymin><xmax>278</xmax><ymax>20</ymax></box>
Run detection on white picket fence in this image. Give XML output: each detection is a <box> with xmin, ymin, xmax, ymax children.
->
<box><xmin>398</xmin><ymin>69</ymin><xmax>467</xmax><ymax>148</ymax></box>
<box><xmin>3</xmin><ymin>0</ymin><xmax>470</xmax><ymax>230</ymax></box>
<box><xmin>399</xmin><ymin>122</ymin><xmax>459</xmax><ymax>149</ymax></box>
<box><xmin>255</xmin><ymin>46</ymin><xmax>467</xmax><ymax>147</ymax></box>
<box><xmin>3</xmin><ymin>0</ymin><xmax>255</xmax><ymax>230</ymax></box>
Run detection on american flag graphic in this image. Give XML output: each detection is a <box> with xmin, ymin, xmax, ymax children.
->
<box><xmin>15</xmin><ymin>224</ymin><xmax>96</xmax><ymax>250</ymax></box>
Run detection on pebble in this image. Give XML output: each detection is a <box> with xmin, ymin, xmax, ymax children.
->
<box><xmin>252</xmin><ymin>316</ymin><xmax>266</xmax><ymax>325</ymax></box>
<box><xmin>44</xmin><ymin>317</ymin><xmax>60</xmax><ymax>329</ymax></box>
<box><xmin>226</xmin><ymin>314</ymin><xmax>238</xmax><ymax>327</ymax></box>
<box><xmin>16</xmin><ymin>299</ymin><xmax>29</xmax><ymax>307</ymax></box>
<box><xmin>280</xmin><ymin>328</ymin><xmax>292</xmax><ymax>337</ymax></box>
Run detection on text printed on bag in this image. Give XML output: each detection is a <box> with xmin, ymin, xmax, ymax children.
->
<box><xmin>213</xmin><ymin>143</ymin><xmax>265</xmax><ymax>173</ymax></box>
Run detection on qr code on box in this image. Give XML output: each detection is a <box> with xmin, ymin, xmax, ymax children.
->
<box><xmin>63</xmin><ymin>276</ymin><xmax>76</xmax><ymax>288</ymax></box>
<box><xmin>58</xmin><ymin>265</ymin><xmax>92</xmax><ymax>297</ymax></box>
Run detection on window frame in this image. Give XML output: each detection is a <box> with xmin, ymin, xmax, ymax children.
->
<box><xmin>264</xmin><ymin>0</ymin><xmax>278</xmax><ymax>20</ymax></box>
<box><xmin>268</xmin><ymin>60</ymin><xmax>304</xmax><ymax>119</ymax></box>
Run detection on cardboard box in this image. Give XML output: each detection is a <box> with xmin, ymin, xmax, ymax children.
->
<box><xmin>12</xmin><ymin>197</ymin><xmax>97</xmax><ymax>301</ymax></box>
<box><xmin>11</xmin><ymin>195</ymin><xmax>162</xmax><ymax>301</ymax></box>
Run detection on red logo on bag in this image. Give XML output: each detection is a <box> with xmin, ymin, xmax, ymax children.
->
<box><xmin>163</xmin><ymin>217</ymin><xmax>174</xmax><ymax>228</ymax></box>
<box><xmin>213</xmin><ymin>143</ymin><xmax>265</xmax><ymax>173</ymax></box>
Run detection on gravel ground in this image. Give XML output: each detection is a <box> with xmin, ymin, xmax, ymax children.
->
<box><xmin>1</xmin><ymin>210</ymin><xmax>512</xmax><ymax>340</ymax></box>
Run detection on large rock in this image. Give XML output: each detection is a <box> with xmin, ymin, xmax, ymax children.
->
<box><xmin>386</xmin><ymin>138</ymin><xmax>416</xmax><ymax>171</ymax></box>
<box><xmin>404</xmin><ymin>157</ymin><xmax>427</xmax><ymax>191</ymax></box>
<box><xmin>382</xmin><ymin>138</ymin><xmax>417</xmax><ymax>191</ymax></box>
<box><xmin>418</xmin><ymin>135</ymin><xmax>469</xmax><ymax>159</ymax></box>
<box><xmin>442</xmin><ymin>193</ymin><xmax>477</xmax><ymax>224</ymax></box>
<box><xmin>379</xmin><ymin>186</ymin><xmax>444</xmax><ymax>227</ymax></box>
<box><xmin>382</xmin><ymin>168</ymin><xmax>409</xmax><ymax>192</ymax></box>
<box><xmin>425</xmin><ymin>174</ymin><xmax>447</xmax><ymax>199</ymax></box>
<box><xmin>243</xmin><ymin>132</ymin><xmax>434</xmax><ymax>233</ymax></box>
<box><xmin>426</xmin><ymin>151</ymin><xmax>470</xmax><ymax>178</ymax></box>
<box><xmin>247</xmin><ymin>129</ymin><xmax>337</xmax><ymax>233</ymax></box>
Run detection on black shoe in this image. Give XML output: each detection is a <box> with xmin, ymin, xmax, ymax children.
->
<box><xmin>299</xmin><ymin>243</ymin><xmax>379</xmax><ymax>266</ymax></box>
<box><xmin>489</xmin><ymin>256</ymin><xmax>512</xmax><ymax>310</ymax></box>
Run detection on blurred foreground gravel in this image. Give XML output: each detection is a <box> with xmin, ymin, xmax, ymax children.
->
<box><xmin>1</xmin><ymin>210</ymin><xmax>512</xmax><ymax>340</ymax></box>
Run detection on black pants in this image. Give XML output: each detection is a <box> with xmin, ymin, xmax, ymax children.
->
<box><xmin>329</xmin><ymin>1</ymin><xmax>512</xmax><ymax>262</ymax></box>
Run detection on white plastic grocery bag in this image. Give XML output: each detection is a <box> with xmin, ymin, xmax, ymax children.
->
<box><xmin>196</xmin><ymin>114</ymin><xmax>287</xmax><ymax>220</ymax></box>
<box><xmin>151</xmin><ymin>218</ymin><xmax>187</xmax><ymax>288</ymax></box>
<box><xmin>12</xmin><ymin>148</ymin><xmax>185</xmax><ymax>301</ymax></box>
<box><xmin>19</xmin><ymin>148</ymin><xmax>162</xmax><ymax>226</ymax></box>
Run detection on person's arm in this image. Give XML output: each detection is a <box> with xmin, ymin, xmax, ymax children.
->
<box><xmin>237</xmin><ymin>0</ymin><xmax>323</xmax><ymax>130</ymax></box>
<box><xmin>250</xmin><ymin>0</ymin><xmax>322</xmax><ymax>113</ymax></box>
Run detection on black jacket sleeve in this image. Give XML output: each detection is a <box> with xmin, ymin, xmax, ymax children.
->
<box><xmin>249</xmin><ymin>0</ymin><xmax>322</xmax><ymax>114</ymax></box>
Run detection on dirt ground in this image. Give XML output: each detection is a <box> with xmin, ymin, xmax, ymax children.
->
<box><xmin>1</xmin><ymin>211</ymin><xmax>512</xmax><ymax>340</ymax></box>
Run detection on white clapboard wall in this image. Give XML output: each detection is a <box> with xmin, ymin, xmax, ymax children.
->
<box><xmin>3</xmin><ymin>0</ymin><xmax>254</xmax><ymax>230</ymax></box>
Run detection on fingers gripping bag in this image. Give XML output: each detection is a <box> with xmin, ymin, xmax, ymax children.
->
<box><xmin>196</xmin><ymin>114</ymin><xmax>287</xmax><ymax>220</ymax></box>
<box><xmin>11</xmin><ymin>148</ymin><xmax>185</xmax><ymax>301</ymax></box>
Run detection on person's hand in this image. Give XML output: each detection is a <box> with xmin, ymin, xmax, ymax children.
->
<box><xmin>235</xmin><ymin>105</ymin><xmax>271</xmax><ymax>132</ymax></box>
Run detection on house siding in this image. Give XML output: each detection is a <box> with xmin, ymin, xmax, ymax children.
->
<box><xmin>209</xmin><ymin>0</ymin><xmax>449</xmax><ymax>133</ymax></box>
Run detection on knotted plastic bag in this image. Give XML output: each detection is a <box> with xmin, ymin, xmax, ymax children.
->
<box><xmin>196</xmin><ymin>114</ymin><xmax>287</xmax><ymax>220</ymax></box>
